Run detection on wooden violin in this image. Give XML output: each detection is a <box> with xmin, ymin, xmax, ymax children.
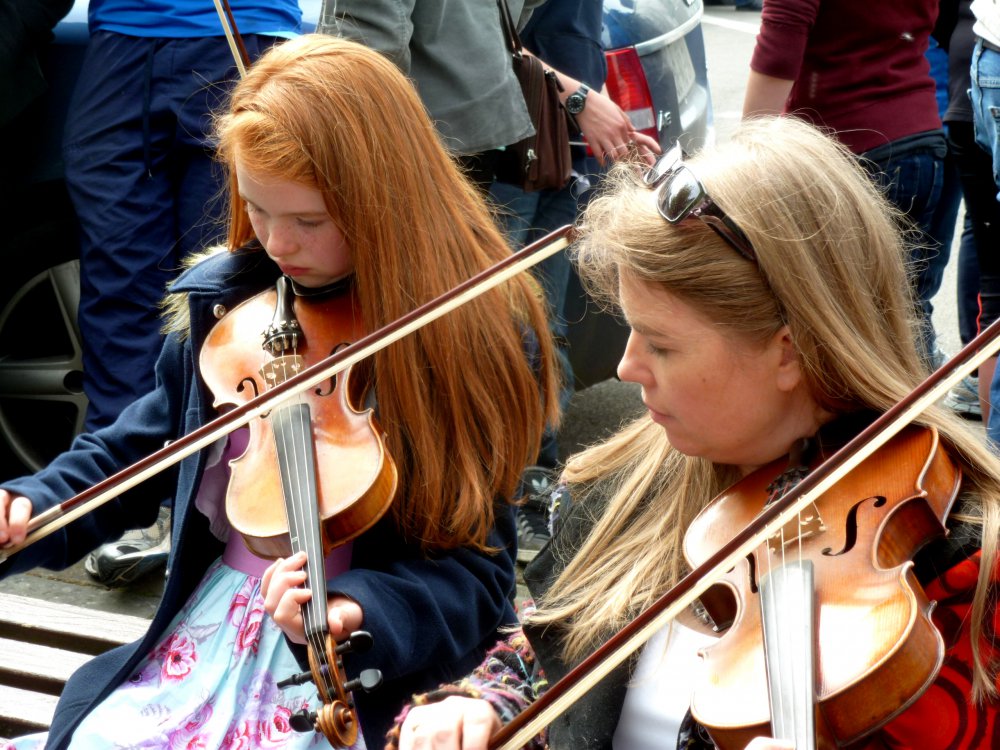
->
<box><xmin>200</xmin><ymin>275</ymin><xmax>395</xmax><ymax>746</ymax></box>
<box><xmin>686</xmin><ymin>424</ymin><xmax>960</xmax><ymax>749</ymax></box>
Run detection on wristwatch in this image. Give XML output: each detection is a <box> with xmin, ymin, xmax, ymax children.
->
<box><xmin>565</xmin><ymin>83</ymin><xmax>590</xmax><ymax>115</ymax></box>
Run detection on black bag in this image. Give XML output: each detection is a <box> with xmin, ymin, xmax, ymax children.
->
<box><xmin>493</xmin><ymin>0</ymin><xmax>573</xmax><ymax>193</ymax></box>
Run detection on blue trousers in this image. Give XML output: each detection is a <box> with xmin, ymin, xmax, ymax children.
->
<box><xmin>490</xmin><ymin>178</ymin><xmax>584</xmax><ymax>469</ymax></box>
<box><xmin>64</xmin><ymin>31</ymin><xmax>279</xmax><ymax>430</ymax></box>
<box><xmin>860</xmin><ymin>131</ymin><xmax>948</xmax><ymax>367</ymax></box>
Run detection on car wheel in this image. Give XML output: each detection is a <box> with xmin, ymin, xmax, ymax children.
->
<box><xmin>0</xmin><ymin>200</ymin><xmax>86</xmax><ymax>477</ymax></box>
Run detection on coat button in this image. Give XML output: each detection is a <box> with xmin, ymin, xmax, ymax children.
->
<box><xmin>213</xmin><ymin>304</ymin><xmax>227</xmax><ymax>319</ymax></box>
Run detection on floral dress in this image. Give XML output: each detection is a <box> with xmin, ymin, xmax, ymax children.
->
<box><xmin>3</xmin><ymin>433</ymin><xmax>366</xmax><ymax>750</ymax></box>
<box><xmin>4</xmin><ymin>553</ymin><xmax>362</xmax><ymax>750</ymax></box>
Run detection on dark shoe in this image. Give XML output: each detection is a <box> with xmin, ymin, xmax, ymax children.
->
<box><xmin>85</xmin><ymin>507</ymin><xmax>171</xmax><ymax>587</ymax></box>
<box><xmin>515</xmin><ymin>466</ymin><xmax>555</xmax><ymax>563</ymax></box>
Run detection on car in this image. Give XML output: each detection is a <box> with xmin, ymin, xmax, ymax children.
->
<box><xmin>0</xmin><ymin>0</ymin><xmax>711</xmax><ymax>476</ymax></box>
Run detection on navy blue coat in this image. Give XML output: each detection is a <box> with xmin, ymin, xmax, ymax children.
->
<box><xmin>1</xmin><ymin>248</ymin><xmax>519</xmax><ymax>749</ymax></box>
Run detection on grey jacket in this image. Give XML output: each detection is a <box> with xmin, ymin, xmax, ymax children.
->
<box><xmin>318</xmin><ymin>0</ymin><xmax>541</xmax><ymax>155</ymax></box>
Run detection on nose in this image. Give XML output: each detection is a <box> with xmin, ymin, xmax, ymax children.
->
<box><xmin>264</xmin><ymin>221</ymin><xmax>298</xmax><ymax>258</ymax></box>
<box><xmin>616</xmin><ymin>330</ymin><xmax>647</xmax><ymax>386</ymax></box>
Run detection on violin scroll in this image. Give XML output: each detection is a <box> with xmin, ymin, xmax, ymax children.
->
<box><xmin>278</xmin><ymin>630</ymin><xmax>383</xmax><ymax>746</ymax></box>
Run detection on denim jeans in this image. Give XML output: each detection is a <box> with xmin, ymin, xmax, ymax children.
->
<box><xmin>971</xmin><ymin>39</ymin><xmax>1000</xmax><ymax>200</ymax></box>
<box><xmin>971</xmin><ymin>40</ymin><xmax>1000</xmax><ymax>447</ymax></box>
<box><xmin>860</xmin><ymin>131</ymin><xmax>948</xmax><ymax>367</ymax></box>
<box><xmin>489</xmin><ymin>178</ymin><xmax>582</xmax><ymax>469</ymax></box>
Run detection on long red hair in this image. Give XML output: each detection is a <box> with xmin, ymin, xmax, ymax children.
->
<box><xmin>214</xmin><ymin>34</ymin><xmax>560</xmax><ymax>551</ymax></box>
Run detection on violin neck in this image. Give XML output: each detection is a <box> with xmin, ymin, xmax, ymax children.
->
<box><xmin>272</xmin><ymin>401</ymin><xmax>329</xmax><ymax>638</ymax></box>
<box><xmin>760</xmin><ymin>559</ymin><xmax>817</xmax><ymax>750</ymax></box>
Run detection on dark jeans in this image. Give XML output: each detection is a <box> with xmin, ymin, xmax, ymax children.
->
<box><xmin>860</xmin><ymin>130</ymin><xmax>948</xmax><ymax>367</ymax></box>
<box><xmin>64</xmin><ymin>31</ymin><xmax>280</xmax><ymax>431</ymax></box>
<box><xmin>490</xmin><ymin>177</ymin><xmax>583</xmax><ymax>469</ymax></box>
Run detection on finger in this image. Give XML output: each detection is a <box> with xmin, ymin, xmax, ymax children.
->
<box><xmin>260</xmin><ymin>557</ymin><xmax>283</xmax><ymax>595</ymax></box>
<box><xmin>262</xmin><ymin>568</ymin><xmax>308</xmax><ymax>611</ymax></box>
<box><xmin>0</xmin><ymin>495</ymin><xmax>32</xmax><ymax>547</ymax></box>
<box><xmin>457</xmin><ymin>700</ymin><xmax>501</xmax><ymax>750</ymax></box>
<box><xmin>270</xmin><ymin>587</ymin><xmax>312</xmax><ymax>644</ymax></box>
<box><xmin>630</xmin><ymin>131</ymin><xmax>661</xmax><ymax>155</ymax></box>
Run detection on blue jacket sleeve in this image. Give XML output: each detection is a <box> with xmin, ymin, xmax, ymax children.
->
<box><xmin>0</xmin><ymin>329</ymin><xmax>190</xmax><ymax>575</ymax></box>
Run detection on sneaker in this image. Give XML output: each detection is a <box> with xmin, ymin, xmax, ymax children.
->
<box><xmin>515</xmin><ymin>466</ymin><xmax>555</xmax><ymax>563</ymax></box>
<box><xmin>84</xmin><ymin>507</ymin><xmax>171</xmax><ymax>587</ymax></box>
<box><xmin>944</xmin><ymin>375</ymin><xmax>982</xmax><ymax>421</ymax></box>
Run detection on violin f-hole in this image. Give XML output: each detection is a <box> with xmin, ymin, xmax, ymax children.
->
<box><xmin>822</xmin><ymin>495</ymin><xmax>886</xmax><ymax>557</ymax></box>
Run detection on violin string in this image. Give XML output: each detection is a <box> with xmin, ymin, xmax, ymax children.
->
<box><xmin>271</xmin><ymin>346</ymin><xmax>334</xmax><ymax>698</ymax></box>
<box><xmin>287</xmin><ymin>342</ymin><xmax>339</xmax><ymax>698</ymax></box>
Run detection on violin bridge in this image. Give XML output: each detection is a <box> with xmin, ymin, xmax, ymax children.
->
<box><xmin>767</xmin><ymin>502</ymin><xmax>826</xmax><ymax>554</ymax></box>
<box><xmin>260</xmin><ymin>355</ymin><xmax>305</xmax><ymax>387</ymax></box>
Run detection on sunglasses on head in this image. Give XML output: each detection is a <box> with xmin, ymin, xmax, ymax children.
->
<box><xmin>642</xmin><ymin>142</ymin><xmax>756</xmax><ymax>263</ymax></box>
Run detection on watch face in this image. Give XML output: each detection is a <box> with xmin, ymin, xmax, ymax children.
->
<box><xmin>566</xmin><ymin>94</ymin><xmax>585</xmax><ymax>115</ymax></box>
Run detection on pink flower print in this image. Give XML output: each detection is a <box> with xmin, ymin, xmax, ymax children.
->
<box><xmin>228</xmin><ymin>578</ymin><xmax>256</xmax><ymax>626</ymax></box>
<box><xmin>223</xmin><ymin>720</ymin><xmax>256</xmax><ymax>750</ymax></box>
<box><xmin>234</xmin><ymin>600</ymin><xmax>266</xmax><ymax>655</ymax></box>
<box><xmin>159</xmin><ymin>632</ymin><xmax>198</xmax><ymax>681</ymax></box>
<box><xmin>259</xmin><ymin>705</ymin><xmax>294</xmax><ymax>747</ymax></box>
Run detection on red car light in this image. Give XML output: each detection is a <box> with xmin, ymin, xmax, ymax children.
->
<box><xmin>583</xmin><ymin>46</ymin><xmax>657</xmax><ymax>157</ymax></box>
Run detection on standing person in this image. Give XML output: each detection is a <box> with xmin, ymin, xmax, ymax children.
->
<box><xmin>488</xmin><ymin>0</ymin><xmax>660</xmax><ymax>561</ymax></box>
<box><xmin>971</xmin><ymin>0</ymin><xmax>1000</xmax><ymax>445</ymax></box>
<box><xmin>389</xmin><ymin>117</ymin><xmax>1000</xmax><ymax>750</ymax></box>
<box><xmin>66</xmin><ymin>0</ymin><xmax>302</xmax><ymax>586</ymax></box>
<box><xmin>939</xmin><ymin>0</ymin><xmax>1000</xmax><ymax>423</ymax></box>
<box><xmin>0</xmin><ymin>34</ymin><xmax>559</xmax><ymax>750</ymax></box>
<box><xmin>315</xmin><ymin>0</ymin><xmax>541</xmax><ymax>189</ymax></box>
<box><xmin>742</xmin><ymin>0</ymin><xmax>948</xmax><ymax>370</ymax></box>
<box><xmin>66</xmin><ymin>0</ymin><xmax>301</xmax><ymax>432</ymax></box>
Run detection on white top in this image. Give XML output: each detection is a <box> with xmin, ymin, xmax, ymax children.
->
<box><xmin>972</xmin><ymin>0</ymin><xmax>1000</xmax><ymax>47</ymax></box>
<box><xmin>613</xmin><ymin>619</ymin><xmax>718</xmax><ymax>750</ymax></box>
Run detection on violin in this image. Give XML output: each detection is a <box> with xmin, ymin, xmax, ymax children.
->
<box><xmin>199</xmin><ymin>276</ymin><xmax>397</xmax><ymax>559</ymax></box>
<box><xmin>199</xmin><ymin>275</ymin><xmax>395</xmax><ymax>746</ymax></box>
<box><xmin>488</xmin><ymin>315</ymin><xmax>1000</xmax><ymax>750</ymax></box>
<box><xmin>685</xmin><ymin>424</ymin><xmax>960</xmax><ymax>749</ymax></box>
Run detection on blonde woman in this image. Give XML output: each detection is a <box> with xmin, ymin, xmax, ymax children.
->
<box><xmin>0</xmin><ymin>35</ymin><xmax>558</xmax><ymax>750</ymax></box>
<box><xmin>393</xmin><ymin>116</ymin><xmax>1000</xmax><ymax>750</ymax></box>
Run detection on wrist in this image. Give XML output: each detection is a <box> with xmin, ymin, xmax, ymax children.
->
<box><xmin>564</xmin><ymin>83</ymin><xmax>590</xmax><ymax>115</ymax></box>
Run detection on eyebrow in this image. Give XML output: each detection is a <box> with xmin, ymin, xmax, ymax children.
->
<box><xmin>238</xmin><ymin>196</ymin><xmax>328</xmax><ymax>219</ymax></box>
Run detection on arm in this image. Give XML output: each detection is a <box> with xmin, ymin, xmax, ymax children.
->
<box><xmin>0</xmin><ymin>330</ymin><xmax>188</xmax><ymax>574</ymax></box>
<box><xmin>329</xmin><ymin>504</ymin><xmax>520</xmax><ymax>682</ymax></box>
<box><xmin>743</xmin><ymin>0</ymin><xmax>819</xmax><ymax>119</ymax></box>
<box><xmin>528</xmin><ymin>52</ymin><xmax>660</xmax><ymax>166</ymax></box>
<box><xmin>742</xmin><ymin>70</ymin><xmax>795</xmax><ymax>118</ymax></box>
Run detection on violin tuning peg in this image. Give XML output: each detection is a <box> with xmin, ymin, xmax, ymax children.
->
<box><xmin>289</xmin><ymin>708</ymin><xmax>316</xmax><ymax>733</ymax></box>
<box><xmin>336</xmin><ymin>630</ymin><xmax>374</xmax><ymax>655</ymax></box>
<box><xmin>276</xmin><ymin>670</ymin><xmax>313</xmax><ymax>688</ymax></box>
<box><xmin>344</xmin><ymin>668</ymin><xmax>382</xmax><ymax>694</ymax></box>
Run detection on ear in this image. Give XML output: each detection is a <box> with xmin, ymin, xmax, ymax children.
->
<box><xmin>771</xmin><ymin>325</ymin><xmax>802</xmax><ymax>392</ymax></box>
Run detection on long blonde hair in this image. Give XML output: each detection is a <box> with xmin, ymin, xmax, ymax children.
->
<box><xmin>213</xmin><ymin>34</ymin><xmax>560</xmax><ymax>551</ymax></box>
<box><xmin>530</xmin><ymin>116</ymin><xmax>1000</xmax><ymax>700</ymax></box>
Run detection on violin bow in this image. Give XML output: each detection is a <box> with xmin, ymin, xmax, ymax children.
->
<box><xmin>0</xmin><ymin>227</ymin><xmax>573</xmax><ymax>562</ymax></box>
<box><xmin>212</xmin><ymin>0</ymin><xmax>250</xmax><ymax>77</ymax></box>
<box><xmin>488</xmin><ymin>316</ymin><xmax>1000</xmax><ymax>750</ymax></box>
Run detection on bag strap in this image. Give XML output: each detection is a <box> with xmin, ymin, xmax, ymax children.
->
<box><xmin>497</xmin><ymin>0</ymin><xmax>524</xmax><ymax>57</ymax></box>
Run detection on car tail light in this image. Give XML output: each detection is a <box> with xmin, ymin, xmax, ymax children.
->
<box><xmin>597</xmin><ymin>47</ymin><xmax>658</xmax><ymax>149</ymax></box>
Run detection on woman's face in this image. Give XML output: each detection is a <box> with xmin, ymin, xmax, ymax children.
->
<box><xmin>616</xmin><ymin>275</ymin><xmax>821</xmax><ymax>474</ymax></box>
<box><xmin>236</xmin><ymin>159</ymin><xmax>352</xmax><ymax>288</ymax></box>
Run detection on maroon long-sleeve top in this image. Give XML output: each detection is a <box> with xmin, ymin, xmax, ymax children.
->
<box><xmin>750</xmin><ymin>0</ymin><xmax>941</xmax><ymax>153</ymax></box>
